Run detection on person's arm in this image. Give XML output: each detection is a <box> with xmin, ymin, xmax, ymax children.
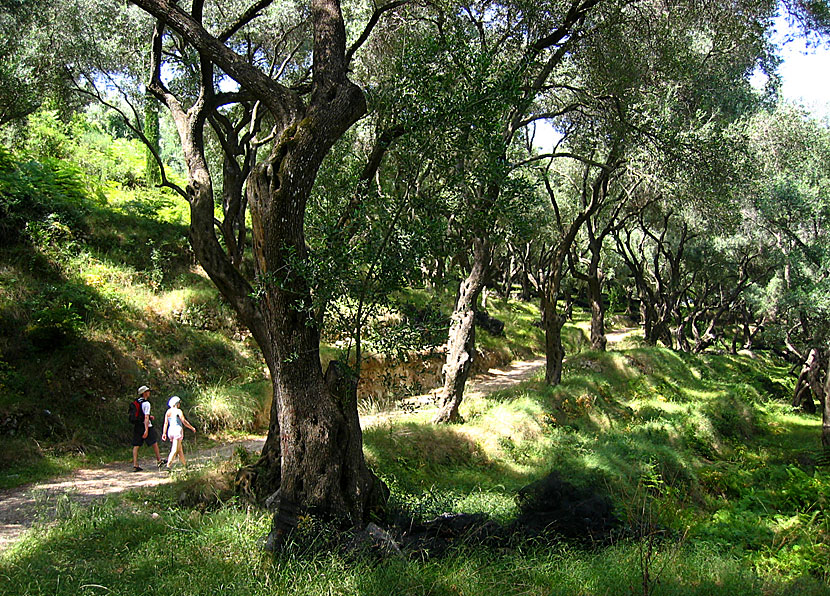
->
<box><xmin>142</xmin><ymin>403</ymin><xmax>150</xmax><ymax>438</ymax></box>
<box><xmin>181</xmin><ymin>413</ymin><xmax>196</xmax><ymax>433</ymax></box>
<box><xmin>162</xmin><ymin>410</ymin><xmax>170</xmax><ymax>441</ymax></box>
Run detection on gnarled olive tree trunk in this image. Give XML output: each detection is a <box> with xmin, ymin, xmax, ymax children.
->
<box><xmin>433</xmin><ymin>238</ymin><xmax>491</xmax><ymax>423</ymax></box>
<box><xmin>247</xmin><ymin>146</ymin><xmax>388</xmax><ymax>545</ymax></box>
<box><xmin>542</xmin><ymin>294</ymin><xmax>566</xmax><ymax>385</ymax></box>
<box><xmin>823</xmin><ymin>352</ymin><xmax>830</xmax><ymax>450</ymax></box>
<box><xmin>134</xmin><ymin>0</ymin><xmax>390</xmax><ymax>549</ymax></box>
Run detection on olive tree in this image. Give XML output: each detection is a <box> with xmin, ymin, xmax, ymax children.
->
<box><xmin>121</xmin><ymin>0</ymin><xmax>411</xmax><ymax>549</ymax></box>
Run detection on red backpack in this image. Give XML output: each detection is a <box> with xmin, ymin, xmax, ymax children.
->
<box><xmin>128</xmin><ymin>398</ymin><xmax>145</xmax><ymax>424</ymax></box>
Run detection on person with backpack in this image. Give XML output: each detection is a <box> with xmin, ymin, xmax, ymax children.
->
<box><xmin>130</xmin><ymin>385</ymin><xmax>163</xmax><ymax>472</ymax></box>
<box><xmin>161</xmin><ymin>395</ymin><xmax>196</xmax><ymax>469</ymax></box>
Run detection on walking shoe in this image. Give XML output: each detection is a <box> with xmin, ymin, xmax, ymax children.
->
<box><xmin>157</xmin><ymin>460</ymin><xmax>164</xmax><ymax>470</ymax></box>
<box><xmin>133</xmin><ymin>466</ymin><xmax>143</xmax><ymax>472</ymax></box>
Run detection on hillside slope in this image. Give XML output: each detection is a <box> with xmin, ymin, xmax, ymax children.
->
<box><xmin>0</xmin><ymin>148</ymin><xmax>268</xmax><ymax>483</ymax></box>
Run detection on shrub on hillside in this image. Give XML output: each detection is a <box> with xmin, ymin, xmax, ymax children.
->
<box><xmin>0</xmin><ymin>147</ymin><xmax>94</xmax><ymax>245</ymax></box>
<box><xmin>702</xmin><ymin>391</ymin><xmax>761</xmax><ymax>441</ymax></box>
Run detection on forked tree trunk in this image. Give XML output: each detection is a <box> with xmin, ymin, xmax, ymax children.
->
<box><xmin>134</xmin><ymin>0</ymin><xmax>389</xmax><ymax>548</ymax></box>
<box><xmin>792</xmin><ymin>348</ymin><xmax>819</xmax><ymax>414</ymax></box>
<box><xmin>434</xmin><ymin>238</ymin><xmax>490</xmax><ymax>423</ymax></box>
<box><xmin>245</xmin><ymin>128</ymin><xmax>387</xmax><ymax>546</ymax></box>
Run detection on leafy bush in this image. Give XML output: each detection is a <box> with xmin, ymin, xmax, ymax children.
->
<box><xmin>0</xmin><ymin>147</ymin><xmax>94</xmax><ymax>245</ymax></box>
<box><xmin>702</xmin><ymin>392</ymin><xmax>760</xmax><ymax>441</ymax></box>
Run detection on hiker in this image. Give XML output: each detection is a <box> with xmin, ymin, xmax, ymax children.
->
<box><xmin>130</xmin><ymin>385</ymin><xmax>163</xmax><ymax>472</ymax></box>
<box><xmin>161</xmin><ymin>395</ymin><xmax>196</xmax><ymax>469</ymax></box>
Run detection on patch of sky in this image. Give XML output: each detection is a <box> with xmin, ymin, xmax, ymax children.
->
<box><xmin>750</xmin><ymin>9</ymin><xmax>830</xmax><ymax>122</ymax></box>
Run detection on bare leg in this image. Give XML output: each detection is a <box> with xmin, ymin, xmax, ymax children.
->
<box><xmin>167</xmin><ymin>438</ymin><xmax>180</xmax><ymax>468</ymax></box>
<box><xmin>132</xmin><ymin>445</ymin><xmax>140</xmax><ymax>468</ymax></box>
<box><xmin>177</xmin><ymin>440</ymin><xmax>187</xmax><ymax>467</ymax></box>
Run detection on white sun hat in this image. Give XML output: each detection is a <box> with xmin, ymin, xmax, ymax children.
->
<box><xmin>168</xmin><ymin>396</ymin><xmax>181</xmax><ymax>407</ymax></box>
<box><xmin>137</xmin><ymin>385</ymin><xmax>150</xmax><ymax>394</ymax></box>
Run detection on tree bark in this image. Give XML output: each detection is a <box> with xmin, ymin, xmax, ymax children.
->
<box><xmin>792</xmin><ymin>348</ymin><xmax>819</xmax><ymax>414</ymax></box>
<box><xmin>587</xmin><ymin>273</ymin><xmax>606</xmax><ymax>351</ymax></box>
<box><xmin>144</xmin><ymin>92</ymin><xmax>162</xmax><ymax>186</ymax></box>
<box><xmin>542</xmin><ymin>294</ymin><xmax>566</xmax><ymax>384</ymax></box>
<box><xmin>624</xmin><ymin>287</ymin><xmax>639</xmax><ymax>322</ymax></box>
<box><xmin>823</xmin><ymin>351</ymin><xmax>830</xmax><ymax>450</ymax></box>
<box><xmin>433</xmin><ymin>238</ymin><xmax>491</xmax><ymax>423</ymax></box>
<box><xmin>133</xmin><ymin>0</ymin><xmax>389</xmax><ymax>544</ymax></box>
<box><xmin>570</xmin><ymin>234</ymin><xmax>608</xmax><ymax>351</ymax></box>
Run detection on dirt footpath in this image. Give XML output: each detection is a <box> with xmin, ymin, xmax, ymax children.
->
<box><xmin>0</xmin><ymin>357</ymin><xmax>547</xmax><ymax>554</ymax></box>
<box><xmin>360</xmin><ymin>357</ymin><xmax>545</xmax><ymax>427</ymax></box>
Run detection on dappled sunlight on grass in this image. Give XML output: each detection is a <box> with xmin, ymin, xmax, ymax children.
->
<box><xmin>631</xmin><ymin>398</ymin><xmax>689</xmax><ymax>415</ymax></box>
<box><xmin>363</xmin><ymin>404</ymin><xmax>554</xmax><ymax>503</ymax></box>
<box><xmin>605</xmin><ymin>350</ymin><xmax>644</xmax><ymax>380</ymax></box>
<box><xmin>4</xmin><ymin>335</ymin><xmax>830</xmax><ymax>593</ymax></box>
<box><xmin>677</xmin><ymin>386</ymin><xmax>725</xmax><ymax>401</ymax></box>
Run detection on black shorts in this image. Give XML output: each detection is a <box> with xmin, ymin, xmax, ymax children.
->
<box><xmin>132</xmin><ymin>425</ymin><xmax>159</xmax><ymax>447</ymax></box>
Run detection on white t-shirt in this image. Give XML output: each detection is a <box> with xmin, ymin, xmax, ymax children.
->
<box><xmin>141</xmin><ymin>401</ymin><xmax>153</xmax><ymax>426</ymax></box>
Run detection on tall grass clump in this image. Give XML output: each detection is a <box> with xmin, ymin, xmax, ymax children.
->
<box><xmin>190</xmin><ymin>381</ymin><xmax>271</xmax><ymax>433</ymax></box>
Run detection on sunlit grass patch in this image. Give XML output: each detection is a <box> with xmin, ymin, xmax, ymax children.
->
<box><xmin>4</xmin><ymin>339</ymin><xmax>830</xmax><ymax>594</ymax></box>
<box><xmin>365</xmin><ymin>420</ymin><xmax>489</xmax><ymax>470</ymax></box>
<box><xmin>191</xmin><ymin>381</ymin><xmax>271</xmax><ymax>433</ymax></box>
<box><xmin>677</xmin><ymin>386</ymin><xmax>724</xmax><ymax>401</ymax></box>
<box><xmin>463</xmin><ymin>396</ymin><xmax>552</xmax><ymax>471</ymax></box>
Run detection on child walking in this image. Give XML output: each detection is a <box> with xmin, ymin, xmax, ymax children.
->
<box><xmin>161</xmin><ymin>395</ymin><xmax>196</xmax><ymax>469</ymax></box>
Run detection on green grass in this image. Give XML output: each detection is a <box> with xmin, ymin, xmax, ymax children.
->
<box><xmin>2</xmin><ymin>503</ymin><xmax>827</xmax><ymax>595</ymax></box>
<box><xmin>0</xmin><ymin>150</ymin><xmax>267</xmax><ymax>488</ymax></box>
<box><xmin>4</xmin><ymin>342</ymin><xmax>830</xmax><ymax>593</ymax></box>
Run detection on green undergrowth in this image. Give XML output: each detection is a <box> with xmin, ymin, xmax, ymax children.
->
<box><xmin>2</xmin><ymin>123</ymin><xmax>829</xmax><ymax>592</ymax></box>
<box><xmin>3</xmin><ymin>499</ymin><xmax>826</xmax><ymax>596</ymax></box>
<box><xmin>5</xmin><ymin>342</ymin><xmax>829</xmax><ymax>594</ymax></box>
<box><xmin>0</xmin><ymin>143</ymin><xmax>555</xmax><ymax>488</ymax></box>
<box><xmin>0</xmin><ymin>147</ymin><xmax>268</xmax><ymax>486</ymax></box>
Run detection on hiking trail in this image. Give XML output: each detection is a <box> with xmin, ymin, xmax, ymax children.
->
<box><xmin>0</xmin><ymin>329</ymin><xmax>635</xmax><ymax>553</ymax></box>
